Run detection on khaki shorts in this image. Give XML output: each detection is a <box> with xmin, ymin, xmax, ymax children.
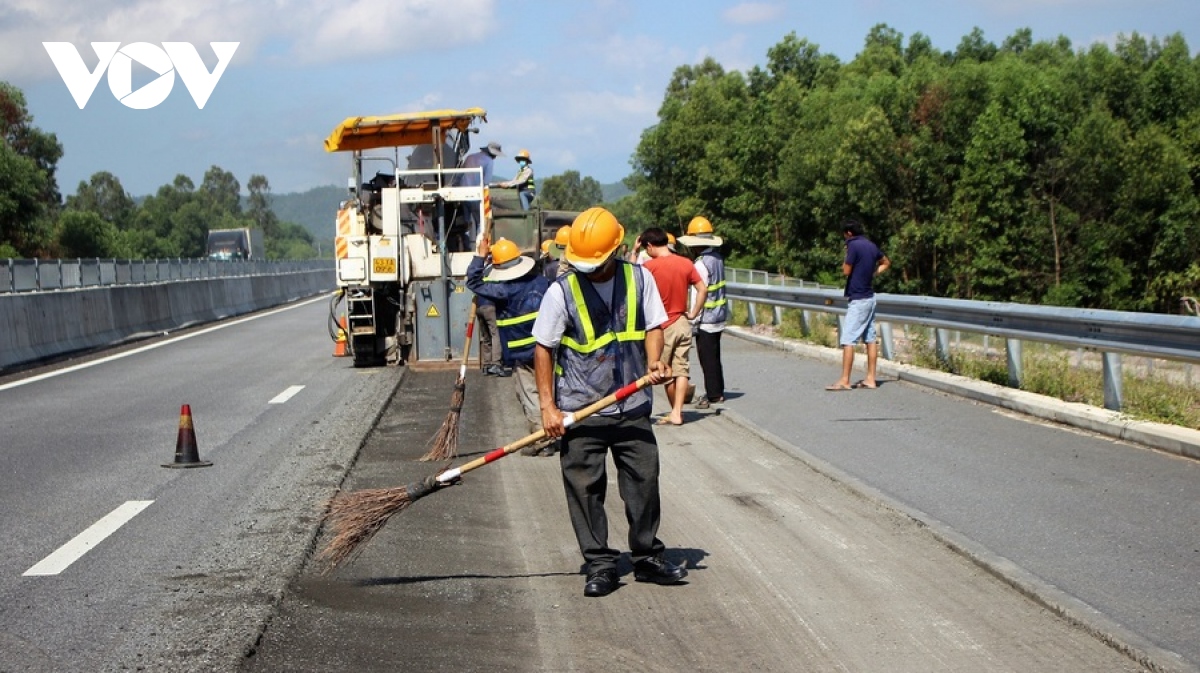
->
<box><xmin>660</xmin><ymin>317</ymin><xmax>692</xmax><ymax>377</ymax></box>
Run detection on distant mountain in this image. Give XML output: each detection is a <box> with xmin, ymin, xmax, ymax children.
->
<box><xmin>265</xmin><ymin>185</ymin><xmax>345</xmax><ymax>241</ymax></box>
<box><xmin>601</xmin><ymin>181</ymin><xmax>631</xmax><ymax>203</ymax></box>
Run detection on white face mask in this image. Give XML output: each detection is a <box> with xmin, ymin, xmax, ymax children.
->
<box><xmin>569</xmin><ymin>252</ymin><xmax>615</xmax><ymax>275</ymax></box>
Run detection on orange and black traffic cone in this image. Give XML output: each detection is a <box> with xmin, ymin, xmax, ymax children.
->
<box><xmin>163</xmin><ymin>404</ymin><xmax>212</xmax><ymax>468</ymax></box>
<box><xmin>333</xmin><ymin>316</ymin><xmax>349</xmax><ymax>357</ymax></box>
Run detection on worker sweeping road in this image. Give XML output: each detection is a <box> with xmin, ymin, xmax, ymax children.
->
<box><xmin>466</xmin><ymin>237</ymin><xmax>548</xmax><ymax>439</ymax></box>
<box><xmin>532</xmin><ymin>206</ymin><xmax>688</xmax><ymax>598</ymax></box>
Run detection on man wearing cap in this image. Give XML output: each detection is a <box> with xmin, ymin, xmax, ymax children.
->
<box><xmin>532</xmin><ymin>207</ymin><xmax>688</xmax><ymax>598</ymax></box>
<box><xmin>678</xmin><ymin>216</ymin><xmax>727</xmax><ymax>409</ymax></box>
<box><xmin>458</xmin><ymin>141</ymin><xmax>503</xmax><ymax>250</ymax></box>
<box><xmin>467</xmin><ymin>237</ymin><xmax>549</xmax><ymax>429</ymax></box>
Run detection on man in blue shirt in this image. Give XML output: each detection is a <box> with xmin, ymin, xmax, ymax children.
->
<box><xmin>458</xmin><ymin>141</ymin><xmax>502</xmax><ymax>249</ymax></box>
<box><xmin>827</xmin><ymin>219</ymin><xmax>890</xmax><ymax>391</ymax></box>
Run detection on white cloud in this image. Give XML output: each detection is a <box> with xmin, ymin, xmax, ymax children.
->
<box><xmin>722</xmin><ymin>2</ymin><xmax>785</xmax><ymax>26</ymax></box>
<box><xmin>0</xmin><ymin>0</ymin><xmax>497</xmax><ymax>81</ymax></box>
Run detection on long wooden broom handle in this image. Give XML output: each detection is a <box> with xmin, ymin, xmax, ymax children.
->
<box><xmin>434</xmin><ymin>374</ymin><xmax>655</xmax><ymax>484</ymax></box>
<box><xmin>458</xmin><ymin>298</ymin><xmax>478</xmax><ymax>379</ymax></box>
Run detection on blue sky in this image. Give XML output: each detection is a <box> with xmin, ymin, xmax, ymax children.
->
<box><xmin>4</xmin><ymin>0</ymin><xmax>1198</xmax><ymax>198</ymax></box>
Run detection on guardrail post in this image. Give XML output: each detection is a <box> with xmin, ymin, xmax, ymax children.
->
<box><xmin>879</xmin><ymin>322</ymin><xmax>894</xmax><ymax>360</ymax></box>
<box><xmin>6</xmin><ymin>258</ymin><xmax>12</xmax><ymax>292</ymax></box>
<box><xmin>935</xmin><ymin>328</ymin><xmax>951</xmax><ymax>366</ymax></box>
<box><xmin>1006</xmin><ymin>338</ymin><xmax>1023</xmax><ymax>388</ymax></box>
<box><xmin>1103</xmin><ymin>352</ymin><xmax>1123</xmax><ymax>411</ymax></box>
<box><xmin>746</xmin><ymin>300</ymin><xmax>758</xmax><ymax>327</ymax></box>
<box><xmin>800</xmin><ymin>310</ymin><xmax>812</xmax><ymax>337</ymax></box>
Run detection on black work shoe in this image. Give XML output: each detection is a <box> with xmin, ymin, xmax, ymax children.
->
<box><xmin>584</xmin><ymin>569</ymin><xmax>618</xmax><ymax>597</ymax></box>
<box><xmin>494</xmin><ymin>365</ymin><xmax>513</xmax><ymax>377</ymax></box>
<box><xmin>633</xmin><ymin>557</ymin><xmax>688</xmax><ymax>585</ymax></box>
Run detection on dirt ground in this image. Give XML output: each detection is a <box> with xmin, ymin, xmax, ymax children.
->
<box><xmin>241</xmin><ymin>369</ymin><xmax>1149</xmax><ymax>673</ymax></box>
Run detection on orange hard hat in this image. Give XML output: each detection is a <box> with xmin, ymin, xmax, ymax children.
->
<box><xmin>565</xmin><ymin>208</ymin><xmax>624</xmax><ymax>273</ymax></box>
<box><xmin>686</xmin><ymin>216</ymin><xmax>714</xmax><ymax>235</ymax></box>
<box><xmin>554</xmin><ymin>225</ymin><xmax>571</xmax><ymax>247</ymax></box>
<box><xmin>491</xmin><ymin>238</ymin><xmax>521</xmax><ymax>266</ymax></box>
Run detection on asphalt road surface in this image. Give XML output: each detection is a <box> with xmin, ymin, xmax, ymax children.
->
<box><xmin>242</xmin><ymin>361</ymin><xmax>1170</xmax><ymax>672</ymax></box>
<box><xmin>0</xmin><ymin>298</ymin><xmax>399</xmax><ymax>672</ymax></box>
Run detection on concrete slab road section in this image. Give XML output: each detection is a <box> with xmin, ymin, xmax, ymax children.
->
<box><xmin>243</xmin><ymin>370</ymin><xmax>1152</xmax><ymax>673</ymax></box>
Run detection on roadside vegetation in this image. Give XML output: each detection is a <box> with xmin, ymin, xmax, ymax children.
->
<box><xmin>617</xmin><ymin>26</ymin><xmax>1200</xmax><ymax>314</ymax></box>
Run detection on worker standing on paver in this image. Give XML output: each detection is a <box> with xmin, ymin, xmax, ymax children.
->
<box><xmin>467</xmin><ymin>237</ymin><xmax>548</xmax><ymax>424</ymax></box>
<box><xmin>495</xmin><ymin>149</ymin><xmax>536</xmax><ymax>210</ymax></box>
<box><xmin>679</xmin><ymin>216</ymin><xmax>727</xmax><ymax>408</ymax></box>
<box><xmin>532</xmin><ymin>207</ymin><xmax>688</xmax><ymax>598</ymax></box>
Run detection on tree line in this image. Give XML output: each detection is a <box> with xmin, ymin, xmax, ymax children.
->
<box><xmin>0</xmin><ymin>82</ymin><xmax>315</xmax><ymax>261</ymax></box>
<box><xmin>620</xmin><ymin>26</ymin><xmax>1200</xmax><ymax>313</ymax></box>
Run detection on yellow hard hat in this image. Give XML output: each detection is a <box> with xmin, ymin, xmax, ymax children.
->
<box><xmin>491</xmin><ymin>238</ymin><xmax>521</xmax><ymax>266</ymax></box>
<box><xmin>565</xmin><ymin>207</ymin><xmax>624</xmax><ymax>273</ymax></box>
<box><xmin>541</xmin><ymin>239</ymin><xmax>553</xmax><ymax>255</ymax></box>
<box><xmin>686</xmin><ymin>216</ymin><xmax>714</xmax><ymax>235</ymax></box>
<box><xmin>667</xmin><ymin>233</ymin><xmax>676</xmax><ymax>245</ymax></box>
<box><xmin>516</xmin><ymin>149</ymin><xmax>531</xmax><ymax>162</ymax></box>
<box><xmin>554</xmin><ymin>225</ymin><xmax>571</xmax><ymax>247</ymax></box>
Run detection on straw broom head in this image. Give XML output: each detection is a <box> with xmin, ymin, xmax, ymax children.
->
<box><xmin>317</xmin><ymin>475</ymin><xmax>443</xmax><ymax>572</ymax></box>
<box><xmin>419</xmin><ymin>378</ymin><xmax>465</xmax><ymax>462</ymax></box>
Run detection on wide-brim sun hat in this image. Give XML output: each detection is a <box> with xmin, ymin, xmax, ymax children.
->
<box><xmin>486</xmin><ymin>254</ymin><xmax>536</xmax><ymax>281</ymax></box>
<box><xmin>678</xmin><ymin>233</ymin><xmax>723</xmax><ymax>247</ymax></box>
<box><xmin>486</xmin><ymin>141</ymin><xmax>504</xmax><ymax>156</ymax></box>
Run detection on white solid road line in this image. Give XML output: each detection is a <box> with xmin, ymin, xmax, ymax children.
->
<box><xmin>0</xmin><ymin>295</ymin><xmax>326</xmax><ymax>393</ymax></box>
<box><xmin>269</xmin><ymin>385</ymin><xmax>306</xmax><ymax>404</ymax></box>
<box><xmin>23</xmin><ymin>500</ymin><xmax>155</xmax><ymax>577</ymax></box>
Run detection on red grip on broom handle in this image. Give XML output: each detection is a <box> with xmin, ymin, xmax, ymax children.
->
<box><xmin>444</xmin><ymin>374</ymin><xmax>655</xmax><ymax>479</ymax></box>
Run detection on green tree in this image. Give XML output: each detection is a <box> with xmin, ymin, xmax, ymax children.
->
<box><xmin>539</xmin><ymin>170</ymin><xmax>603</xmax><ymax>210</ymax></box>
<box><xmin>0</xmin><ymin>82</ymin><xmax>62</xmax><ymax>256</ymax></box>
<box><xmin>246</xmin><ymin>174</ymin><xmax>280</xmax><ymax>238</ymax></box>
<box><xmin>58</xmin><ymin>210</ymin><xmax>119</xmax><ymax>258</ymax></box>
<box><xmin>66</xmin><ymin>171</ymin><xmax>137</xmax><ymax>230</ymax></box>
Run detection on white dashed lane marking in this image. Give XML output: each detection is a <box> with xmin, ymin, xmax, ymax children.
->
<box><xmin>269</xmin><ymin>385</ymin><xmax>305</xmax><ymax>404</ymax></box>
<box><xmin>23</xmin><ymin>500</ymin><xmax>154</xmax><ymax>577</ymax></box>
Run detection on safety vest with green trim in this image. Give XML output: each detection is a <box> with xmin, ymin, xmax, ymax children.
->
<box><xmin>554</xmin><ymin>261</ymin><xmax>652</xmax><ymax>416</ymax></box>
<box><xmin>515</xmin><ymin>163</ymin><xmax>536</xmax><ymax>193</ymax></box>
<box><xmin>696</xmin><ymin>249</ymin><xmax>728</xmax><ymax>324</ymax></box>
<box><xmin>487</xmin><ymin>274</ymin><xmax>548</xmax><ymax>365</ymax></box>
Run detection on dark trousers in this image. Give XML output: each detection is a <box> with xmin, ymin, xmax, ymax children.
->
<box><xmin>559</xmin><ymin>414</ymin><xmax>664</xmax><ymax>573</ymax></box>
<box><xmin>695</xmin><ymin>329</ymin><xmax>724</xmax><ymax>401</ymax></box>
<box><xmin>476</xmin><ymin>302</ymin><xmax>501</xmax><ymax>367</ymax></box>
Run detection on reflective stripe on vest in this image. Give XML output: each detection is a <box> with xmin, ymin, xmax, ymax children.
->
<box><xmin>698</xmin><ymin>251</ymin><xmax>728</xmax><ymax>324</ymax></box>
<box><xmin>553</xmin><ymin>262</ymin><xmax>651</xmax><ymax>414</ymax></box>
<box><xmin>497</xmin><ymin>311</ymin><xmax>539</xmax><ymax>350</ymax></box>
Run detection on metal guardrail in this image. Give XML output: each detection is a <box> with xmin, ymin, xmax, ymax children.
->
<box><xmin>1</xmin><ymin>258</ymin><xmax>333</xmax><ymax>293</ymax></box>
<box><xmin>725</xmin><ymin>268</ymin><xmax>1200</xmax><ymax>411</ymax></box>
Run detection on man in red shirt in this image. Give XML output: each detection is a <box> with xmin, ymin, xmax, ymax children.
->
<box><xmin>640</xmin><ymin>227</ymin><xmax>708</xmax><ymax>425</ymax></box>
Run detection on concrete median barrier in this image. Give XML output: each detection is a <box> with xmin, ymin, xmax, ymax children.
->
<box><xmin>0</xmin><ymin>270</ymin><xmax>332</xmax><ymax>371</ymax></box>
